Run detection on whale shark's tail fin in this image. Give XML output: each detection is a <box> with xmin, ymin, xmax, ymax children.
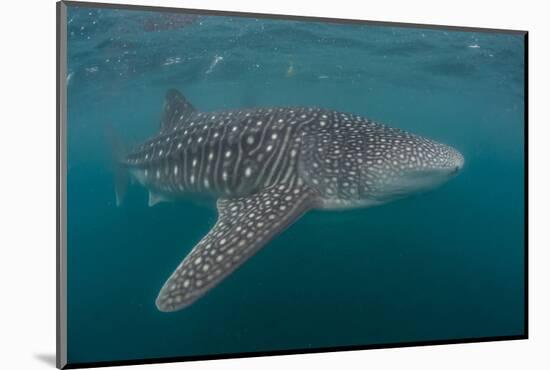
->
<box><xmin>105</xmin><ymin>124</ymin><xmax>129</xmax><ymax>207</ymax></box>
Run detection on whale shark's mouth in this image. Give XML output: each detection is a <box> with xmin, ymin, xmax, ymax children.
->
<box><xmin>370</xmin><ymin>165</ymin><xmax>462</xmax><ymax>203</ymax></box>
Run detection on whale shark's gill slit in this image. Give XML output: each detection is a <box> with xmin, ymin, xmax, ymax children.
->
<box><xmin>196</xmin><ymin>123</ymin><xmax>210</xmax><ymax>191</ymax></box>
<box><xmin>155</xmin><ymin>179</ymin><xmax>315</xmax><ymax>312</ymax></box>
<box><xmin>230</xmin><ymin>118</ymin><xmax>249</xmax><ymax>192</ymax></box>
<box><xmin>213</xmin><ymin>123</ymin><xmax>228</xmax><ymax>193</ymax></box>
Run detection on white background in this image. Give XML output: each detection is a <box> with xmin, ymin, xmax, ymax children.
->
<box><xmin>0</xmin><ymin>0</ymin><xmax>547</xmax><ymax>369</ymax></box>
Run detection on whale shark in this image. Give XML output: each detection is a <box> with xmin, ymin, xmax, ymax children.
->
<box><xmin>113</xmin><ymin>88</ymin><xmax>464</xmax><ymax>312</ymax></box>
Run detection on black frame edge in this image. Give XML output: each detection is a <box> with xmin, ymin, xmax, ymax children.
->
<box><xmin>523</xmin><ymin>32</ymin><xmax>529</xmax><ymax>339</ymax></box>
<box><xmin>56</xmin><ymin>2</ymin><xmax>60</xmax><ymax>368</ymax></box>
<box><xmin>57</xmin><ymin>1</ymin><xmax>69</xmax><ymax>369</ymax></box>
<box><xmin>64</xmin><ymin>335</ymin><xmax>527</xmax><ymax>369</ymax></box>
<box><xmin>62</xmin><ymin>0</ymin><xmax>527</xmax><ymax>35</ymax></box>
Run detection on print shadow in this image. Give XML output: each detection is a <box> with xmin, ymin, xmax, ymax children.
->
<box><xmin>34</xmin><ymin>353</ymin><xmax>56</xmax><ymax>367</ymax></box>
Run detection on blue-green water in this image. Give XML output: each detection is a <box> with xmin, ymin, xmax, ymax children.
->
<box><xmin>66</xmin><ymin>5</ymin><xmax>525</xmax><ymax>365</ymax></box>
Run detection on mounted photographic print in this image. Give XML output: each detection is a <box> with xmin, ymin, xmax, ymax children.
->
<box><xmin>56</xmin><ymin>1</ymin><xmax>528</xmax><ymax>368</ymax></box>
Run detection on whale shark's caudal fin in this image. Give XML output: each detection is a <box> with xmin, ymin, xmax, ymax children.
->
<box><xmin>159</xmin><ymin>88</ymin><xmax>196</xmax><ymax>133</ymax></box>
<box><xmin>104</xmin><ymin>125</ymin><xmax>128</xmax><ymax>207</ymax></box>
<box><xmin>155</xmin><ymin>179</ymin><xmax>316</xmax><ymax>312</ymax></box>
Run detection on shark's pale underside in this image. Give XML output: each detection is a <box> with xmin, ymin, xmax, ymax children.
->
<box><xmin>114</xmin><ymin>89</ymin><xmax>464</xmax><ymax>312</ymax></box>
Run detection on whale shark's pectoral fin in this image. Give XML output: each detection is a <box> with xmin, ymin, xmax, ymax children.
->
<box><xmin>156</xmin><ymin>181</ymin><xmax>315</xmax><ymax>312</ymax></box>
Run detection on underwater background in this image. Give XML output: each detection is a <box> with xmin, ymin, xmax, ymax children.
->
<box><xmin>65</xmin><ymin>4</ymin><xmax>525</xmax><ymax>365</ymax></box>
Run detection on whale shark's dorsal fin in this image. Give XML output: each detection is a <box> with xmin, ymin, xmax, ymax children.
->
<box><xmin>155</xmin><ymin>179</ymin><xmax>316</xmax><ymax>312</ymax></box>
<box><xmin>160</xmin><ymin>88</ymin><xmax>196</xmax><ymax>133</ymax></box>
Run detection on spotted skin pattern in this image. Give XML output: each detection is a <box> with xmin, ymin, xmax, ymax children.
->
<box><xmin>299</xmin><ymin>112</ymin><xmax>464</xmax><ymax>208</ymax></box>
<box><xmin>119</xmin><ymin>89</ymin><xmax>464</xmax><ymax>311</ymax></box>
<box><xmin>155</xmin><ymin>179</ymin><xmax>314</xmax><ymax>311</ymax></box>
<box><xmin>124</xmin><ymin>90</ymin><xmax>318</xmax><ymax>200</ymax></box>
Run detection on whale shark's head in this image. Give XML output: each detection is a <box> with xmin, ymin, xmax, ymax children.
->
<box><xmin>300</xmin><ymin>117</ymin><xmax>464</xmax><ymax>209</ymax></box>
<box><xmin>359</xmin><ymin>134</ymin><xmax>464</xmax><ymax>204</ymax></box>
